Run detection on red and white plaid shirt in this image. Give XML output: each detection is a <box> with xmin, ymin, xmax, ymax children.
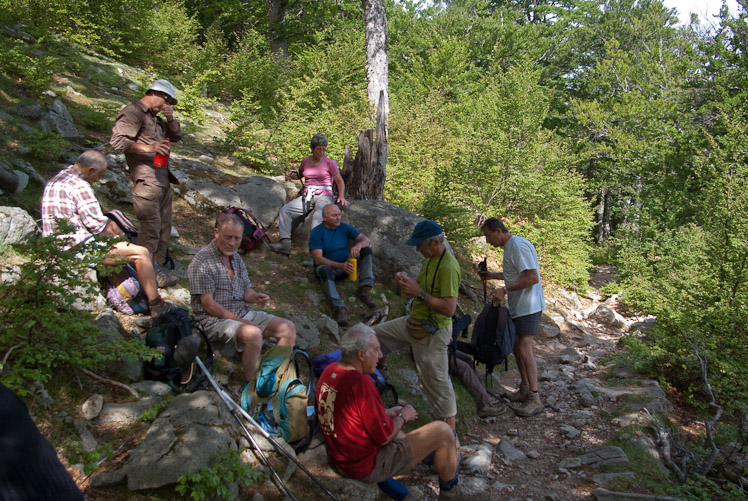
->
<box><xmin>41</xmin><ymin>165</ymin><xmax>108</xmax><ymax>250</ymax></box>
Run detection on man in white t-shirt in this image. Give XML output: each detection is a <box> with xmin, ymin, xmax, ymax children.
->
<box><xmin>479</xmin><ymin>218</ymin><xmax>545</xmax><ymax>417</ymax></box>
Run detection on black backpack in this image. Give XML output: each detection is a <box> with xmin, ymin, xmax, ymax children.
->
<box><xmin>144</xmin><ymin>308</ymin><xmax>213</xmax><ymax>393</ymax></box>
<box><xmin>219</xmin><ymin>207</ymin><xmax>267</xmax><ymax>252</ymax></box>
<box><xmin>454</xmin><ymin>303</ymin><xmax>516</xmax><ymax>385</ymax></box>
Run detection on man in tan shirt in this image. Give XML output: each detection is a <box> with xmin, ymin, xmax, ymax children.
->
<box><xmin>110</xmin><ymin>79</ymin><xmax>181</xmax><ymax>287</ymax></box>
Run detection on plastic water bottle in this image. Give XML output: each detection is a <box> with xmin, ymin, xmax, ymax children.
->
<box><xmin>348</xmin><ymin>257</ymin><xmax>357</xmax><ymax>281</ymax></box>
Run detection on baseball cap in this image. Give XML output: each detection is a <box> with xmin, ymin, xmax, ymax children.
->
<box><xmin>405</xmin><ymin>220</ymin><xmax>443</xmax><ymax>246</ymax></box>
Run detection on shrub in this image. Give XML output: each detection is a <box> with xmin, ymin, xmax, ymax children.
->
<box><xmin>0</xmin><ymin>37</ymin><xmax>58</xmax><ymax>95</ymax></box>
<box><xmin>0</xmin><ymin>224</ymin><xmax>158</xmax><ymax>395</ymax></box>
<box><xmin>176</xmin><ymin>449</ymin><xmax>264</xmax><ymax>501</ymax></box>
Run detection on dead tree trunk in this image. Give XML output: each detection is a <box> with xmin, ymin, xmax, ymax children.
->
<box><xmin>341</xmin><ymin>91</ymin><xmax>388</xmax><ymax>200</ymax></box>
<box><xmin>364</xmin><ymin>0</ymin><xmax>389</xmax><ymax>119</ymax></box>
<box><xmin>266</xmin><ymin>0</ymin><xmax>289</xmax><ymax>58</ymax></box>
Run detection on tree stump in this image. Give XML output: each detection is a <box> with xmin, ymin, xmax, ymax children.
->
<box><xmin>342</xmin><ymin>91</ymin><xmax>388</xmax><ymax>200</ymax></box>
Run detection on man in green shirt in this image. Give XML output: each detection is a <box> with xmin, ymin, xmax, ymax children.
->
<box><xmin>375</xmin><ymin>220</ymin><xmax>460</xmax><ymax>429</ymax></box>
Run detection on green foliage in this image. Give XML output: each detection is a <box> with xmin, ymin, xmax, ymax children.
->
<box><xmin>0</xmin><ymin>37</ymin><xmax>58</xmax><ymax>94</ymax></box>
<box><xmin>175</xmin><ymin>449</ymin><xmax>263</xmax><ymax>501</ymax></box>
<box><xmin>140</xmin><ymin>400</ymin><xmax>169</xmax><ymax>422</ymax></box>
<box><xmin>20</xmin><ymin>131</ymin><xmax>70</xmax><ymax>162</ymax></box>
<box><xmin>0</xmin><ymin>224</ymin><xmax>159</xmax><ymax>395</ymax></box>
<box><xmin>671</xmin><ymin>474</ymin><xmax>746</xmax><ymax>500</ymax></box>
<box><xmin>69</xmin><ymin>443</ymin><xmax>113</xmax><ymax>475</ymax></box>
<box><xmin>138</xmin><ymin>0</ymin><xmax>201</xmax><ymax>78</ymax></box>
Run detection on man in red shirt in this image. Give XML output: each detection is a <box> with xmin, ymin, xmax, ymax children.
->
<box><xmin>316</xmin><ymin>323</ymin><xmax>478</xmax><ymax>500</ymax></box>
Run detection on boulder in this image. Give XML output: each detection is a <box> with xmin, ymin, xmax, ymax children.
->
<box><xmin>591</xmin><ymin>305</ymin><xmax>626</xmax><ymax>329</ymax></box>
<box><xmin>95</xmin><ymin>309</ymin><xmax>143</xmax><ymax>382</ymax></box>
<box><xmin>0</xmin><ymin>206</ymin><xmax>38</xmax><ymax>245</ymax></box>
<box><xmin>124</xmin><ymin>391</ymin><xmax>236</xmax><ymax>490</ymax></box>
<box><xmin>81</xmin><ymin>394</ymin><xmax>104</xmax><ymax>420</ymax></box>
<box><xmin>0</xmin><ymin>163</ymin><xmax>28</xmax><ymax>194</ymax></box>
<box><xmin>40</xmin><ymin>98</ymin><xmax>82</xmax><ymax>138</ymax></box>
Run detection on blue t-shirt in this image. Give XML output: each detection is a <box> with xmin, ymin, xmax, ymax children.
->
<box><xmin>309</xmin><ymin>223</ymin><xmax>361</xmax><ymax>263</ymax></box>
<box><xmin>503</xmin><ymin>235</ymin><xmax>545</xmax><ymax>318</ymax></box>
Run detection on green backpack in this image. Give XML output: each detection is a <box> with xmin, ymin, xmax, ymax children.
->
<box><xmin>241</xmin><ymin>345</ymin><xmax>312</xmax><ymax>446</ymax></box>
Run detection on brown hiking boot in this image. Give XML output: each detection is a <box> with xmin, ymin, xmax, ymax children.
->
<box><xmin>439</xmin><ymin>482</ymin><xmax>488</xmax><ymax>501</ymax></box>
<box><xmin>150</xmin><ymin>299</ymin><xmax>175</xmax><ymax>319</ymax></box>
<box><xmin>356</xmin><ymin>285</ymin><xmax>377</xmax><ymax>308</ymax></box>
<box><xmin>333</xmin><ymin>306</ymin><xmax>349</xmax><ymax>326</ymax></box>
<box><xmin>267</xmin><ymin>238</ymin><xmax>291</xmax><ymax>255</ymax></box>
<box><xmin>477</xmin><ymin>401</ymin><xmax>508</xmax><ymax>418</ymax></box>
<box><xmin>513</xmin><ymin>391</ymin><xmax>543</xmax><ymax>417</ymax></box>
<box><xmin>502</xmin><ymin>382</ymin><xmax>529</xmax><ymax>403</ymax></box>
<box><xmin>155</xmin><ymin>270</ymin><xmax>178</xmax><ymax>288</ymax></box>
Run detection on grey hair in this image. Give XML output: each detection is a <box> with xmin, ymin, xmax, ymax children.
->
<box><xmin>76</xmin><ymin>150</ymin><xmax>107</xmax><ymax>172</ymax></box>
<box><xmin>420</xmin><ymin>233</ymin><xmax>445</xmax><ymax>247</ymax></box>
<box><xmin>215</xmin><ymin>212</ymin><xmax>244</xmax><ymax>231</ymax></box>
<box><xmin>310</xmin><ymin>133</ymin><xmax>328</xmax><ymax>151</ymax></box>
<box><xmin>340</xmin><ymin>323</ymin><xmax>375</xmax><ymax>361</ymax></box>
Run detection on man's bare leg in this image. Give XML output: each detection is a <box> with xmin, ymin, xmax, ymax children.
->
<box><xmin>405</xmin><ymin>421</ymin><xmax>456</xmax><ymax>481</ymax></box>
<box><xmin>106</xmin><ymin>241</ymin><xmax>159</xmax><ymax>301</ymax></box>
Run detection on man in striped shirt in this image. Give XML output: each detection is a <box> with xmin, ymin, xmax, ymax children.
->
<box><xmin>41</xmin><ymin>150</ymin><xmax>173</xmax><ymax>317</ymax></box>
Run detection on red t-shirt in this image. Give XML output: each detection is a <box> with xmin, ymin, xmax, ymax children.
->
<box><xmin>316</xmin><ymin>363</ymin><xmax>393</xmax><ymax>478</ymax></box>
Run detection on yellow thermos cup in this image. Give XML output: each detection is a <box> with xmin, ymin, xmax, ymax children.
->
<box><xmin>348</xmin><ymin>257</ymin><xmax>358</xmax><ymax>281</ymax></box>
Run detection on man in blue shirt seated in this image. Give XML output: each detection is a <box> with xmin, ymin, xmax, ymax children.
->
<box><xmin>309</xmin><ymin>204</ymin><xmax>377</xmax><ymax>326</ymax></box>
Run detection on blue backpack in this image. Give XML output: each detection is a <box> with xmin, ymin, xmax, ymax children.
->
<box><xmin>241</xmin><ymin>346</ymin><xmax>313</xmax><ymax>449</ymax></box>
<box><xmin>312</xmin><ymin>350</ymin><xmax>399</xmax><ymax>408</ymax></box>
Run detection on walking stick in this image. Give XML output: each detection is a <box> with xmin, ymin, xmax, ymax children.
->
<box><xmin>479</xmin><ymin>257</ymin><xmax>487</xmax><ymax>302</ymax></box>
<box><xmin>194</xmin><ymin>356</ymin><xmax>339</xmax><ymax>501</ymax></box>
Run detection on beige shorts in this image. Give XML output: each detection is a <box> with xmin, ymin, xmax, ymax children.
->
<box><xmin>202</xmin><ymin>310</ymin><xmax>276</xmax><ymax>352</ymax></box>
<box><xmin>360</xmin><ymin>437</ymin><xmax>413</xmax><ymax>483</ymax></box>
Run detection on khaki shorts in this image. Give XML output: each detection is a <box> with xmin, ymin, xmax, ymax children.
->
<box><xmin>202</xmin><ymin>310</ymin><xmax>276</xmax><ymax>352</ymax></box>
<box><xmin>360</xmin><ymin>438</ymin><xmax>413</xmax><ymax>483</ymax></box>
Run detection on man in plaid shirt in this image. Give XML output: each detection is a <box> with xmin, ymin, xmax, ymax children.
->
<box><xmin>41</xmin><ymin>150</ymin><xmax>173</xmax><ymax>318</ymax></box>
<box><xmin>188</xmin><ymin>212</ymin><xmax>296</xmax><ymax>384</ymax></box>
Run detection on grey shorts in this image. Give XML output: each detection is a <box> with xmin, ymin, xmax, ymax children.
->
<box><xmin>202</xmin><ymin>310</ymin><xmax>276</xmax><ymax>352</ymax></box>
<box><xmin>513</xmin><ymin>311</ymin><xmax>542</xmax><ymax>336</ymax></box>
<box><xmin>360</xmin><ymin>437</ymin><xmax>413</xmax><ymax>483</ymax></box>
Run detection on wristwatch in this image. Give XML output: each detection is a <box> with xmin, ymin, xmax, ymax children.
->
<box><xmin>416</xmin><ymin>291</ymin><xmax>427</xmax><ymax>302</ymax></box>
<box><xmin>395</xmin><ymin>412</ymin><xmax>404</xmax><ymax>421</ymax></box>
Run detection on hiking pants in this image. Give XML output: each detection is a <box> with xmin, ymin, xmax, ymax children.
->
<box><xmin>375</xmin><ymin>316</ymin><xmax>457</xmax><ymax>420</ymax></box>
<box><xmin>449</xmin><ymin>351</ymin><xmax>491</xmax><ymax>410</ymax></box>
<box><xmin>315</xmin><ymin>247</ymin><xmax>374</xmax><ymax>308</ymax></box>
<box><xmin>277</xmin><ymin>194</ymin><xmax>335</xmax><ymax>240</ymax></box>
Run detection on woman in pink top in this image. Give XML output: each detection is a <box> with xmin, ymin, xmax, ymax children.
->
<box><xmin>269</xmin><ymin>133</ymin><xmax>349</xmax><ymax>255</ymax></box>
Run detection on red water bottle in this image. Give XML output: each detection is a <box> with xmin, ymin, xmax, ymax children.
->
<box><xmin>153</xmin><ymin>138</ymin><xmax>170</xmax><ymax>168</ymax></box>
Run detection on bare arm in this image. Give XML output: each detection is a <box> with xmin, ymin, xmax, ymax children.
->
<box><xmin>199</xmin><ymin>293</ymin><xmax>254</xmax><ymax>323</ymax></box>
<box><xmin>333</xmin><ymin>172</ymin><xmax>348</xmax><ymax>206</ymax></box>
<box><xmin>242</xmin><ymin>288</ymin><xmax>269</xmax><ymax>307</ymax></box>
<box><xmin>384</xmin><ymin>405</ymin><xmax>417</xmax><ymax>444</ymax></box>
<box><xmin>491</xmin><ymin>268</ymin><xmax>539</xmax><ymax>303</ymax></box>
<box><xmin>348</xmin><ymin>233</ymin><xmax>370</xmax><ymax>258</ymax></box>
<box><xmin>311</xmin><ymin>248</ymin><xmax>353</xmax><ymax>272</ymax></box>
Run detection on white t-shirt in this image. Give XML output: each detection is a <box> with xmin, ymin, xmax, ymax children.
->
<box><xmin>503</xmin><ymin>235</ymin><xmax>545</xmax><ymax>318</ymax></box>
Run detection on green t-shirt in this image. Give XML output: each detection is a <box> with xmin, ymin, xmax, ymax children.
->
<box><xmin>410</xmin><ymin>249</ymin><xmax>461</xmax><ymax>327</ymax></box>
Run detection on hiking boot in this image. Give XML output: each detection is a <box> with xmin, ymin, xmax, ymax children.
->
<box><xmin>267</xmin><ymin>238</ymin><xmax>291</xmax><ymax>255</ymax></box>
<box><xmin>334</xmin><ymin>306</ymin><xmax>349</xmax><ymax>326</ymax></box>
<box><xmin>149</xmin><ymin>299</ymin><xmax>175</xmax><ymax>319</ymax></box>
<box><xmin>502</xmin><ymin>382</ymin><xmax>529</xmax><ymax>403</ymax></box>
<box><xmin>438</xmin><ymin>482</ymin><xmax>488</xmax><ymax>501</ymax></box>
<box><xmin>155</xmin><ymin>270</ymin><xmax>178</xmax><ymax>288</ymax></box>
<box><xmin>513</xmin><ymin>392</ymin><xmax>543</xmax><ymax>417</ymax></box>
<box><xmin>302</xmin><ymin>255</ymin><xmax>314</xmax><ymax>267</ymax></box>
<box><xmin>477</xmin><ymin>401</ymin><xmax>508</xmax><ymax>418</ymax></box>
<box><xmin>356</xmin><ymin>285</ymin><xmax>377</xmax><ymax>308</ymax></box>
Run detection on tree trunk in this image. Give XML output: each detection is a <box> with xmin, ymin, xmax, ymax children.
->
<box><xmin>266</xmin><ymin>0</ymin><xmax>288</xmax><ymax>58</ymax></box>
<box><xmin>342</xmin><ymin>92</ymin><xmax>388</xmax><ymax>200</ymax></box>
<box><xmin>364</xmin><ymin>0</ymin><xmax>389</xmax><ymax>119</ymax></box>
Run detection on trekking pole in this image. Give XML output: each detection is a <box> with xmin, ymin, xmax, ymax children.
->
<box><xmin>194</xmin><ymin>356</ymin><xmax>297</xmax><ymax>501</ymax></box>
<box><xmin>195</xmin><ymin>357</ymin><xmax>339</xmax><ymax>501</ymax></box>
<box><xmin>479</xmin><ymin>257</ymin><xmax>488</xmax><ymax>302</ymax></box>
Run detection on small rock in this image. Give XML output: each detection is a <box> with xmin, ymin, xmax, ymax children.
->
<box><xmin>398</xmin><ymin>369</ymin><xmax>419</xmax><ymax>385</ymax></box>
<box><xmin>82</xmin><ymin>394</ymin><xmax>104</xmax><ymax>420</ymax></box>
<box><xmin>89</xmin><ymin>469</ymin><xmax>126</xmax><ymax>488</ymax></box>
<box><xmin>560</xmin><ymin>424</ymin><xmax>581</xmax><ymax>439</ymax></box>
<box><xmin>498</xmin><ymin>436</ymin><xmax>526</xmax><ymax>461</ymax></box>
<box><xmin>527</xmin><ymin>450</ymin><xmax>540</xmax><ymax>459</ymax></box>
<box><xmin>558</xmin><ymin>457</ymin><xmax>582</xmax><ymax>469</ymax></box>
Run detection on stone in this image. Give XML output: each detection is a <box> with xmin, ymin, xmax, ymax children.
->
<box><xmin>591</xmin><ymin>305</ymin><xmax>626</xmax><ymax>329</ymax></box>
<box><xmin>305</xmin><ymin>288</ymin><xmax>324</xmax><ymax>308</ymax></box>
<box><xmin>560</xmin><ymin>424</ymin><xmax>581</xmax><ymax>439</ymax></box>
<box><xmin>397</xmin><ymin>368</ymin><xmax>419</xmax><ymax>385</ymax></box>
<box><xmin>316</xmin><ymin>315</ymin><xmax>340</xmax><ymax>343</ymax></box>
<box><xmin>591</xmin><ymin>472</ymin><xmax>636</xmax><ymax>486</ymax></box>
<box><xmin>0</xmin><ymin>206</ymin><xmax>38</xmax><ymax>245</ymax></box>
<box><xmin>131</xmin><ymin>381</ymin><xmax>173</xmax><ymax>397</ymax></box>
<box><xmin>198</xmin><ymin>154</ymin><xmax>214</xmax><ymax>163</ymax></box>
<box><xmin>527</xmin><ymin>450</ymin><xmax>540</xmax><ymax>459</ymax></box>
<box><xmin>13</xmin><ymin>103</ymin><xmax>43</xmax><ymax>120</ymax></box>
<box><xmin>287</xmin><ymin>313</ymin><xmax>320</xmax><ymax>349</ymax></box>
<box><xmin>82</xmin><ymin>394</ymin><xmax>104</xmax><ymax>420</ymax></box>
<box><xmin>579</xmin><ymin>446</ymin><xmax>629</xmax><ymax>469</ymax></box>
<box><xmin>559</xmin><ymin>346</ymin><xmax>582</xmax><ymax>364</ymax></box>
<box><xmin>73</xmin><ymin>420</ymin><xmax>97</xmax><ymax>453</ymax></box>
<box><xmin>0</xmin><ymin>164</ymin><xmax>28</xmax><ymax>194</ymax></box>
<box><xmin>539</xmin><ymin>323</ymin><xmax>561</xmax><ymax>338</ymax></box>
<box><xmin>558</xmin><ymin>457</ymin><xmax>582</xmax><ymax>469</ymax></box>
<box><xmin>95</xmin><ymin>309</ymin><xmax>143</xmax><ymax>382</ymax></box>
<box><xmin>40</xmin><ymin>98</ymin><xmax>82</xmax><ymax>138</ymax></box>
<box><xmin>498</xmin><ymin>436</ymin><xmax>526</xmax><ymax>461</ymax></box>
<box><xmin>124</xmin><ymin>392</ymin><xmax>237</xmax><ymax>490</ymax></box>
<box><xmin>462</xmin><ymin>444</ymin><xmax>493</xmax><ymax>474</ymax></box>
<box><xmin>88</xmin><ymin>469</ymin><xmax>126</xmax><ymax>488</ymax></box>
<box><xmin>98</xmin><ymin>397</ymin><xmax>161</xmax><ymax>424</ymax></box>
<box><xmin>296</xmin><ymin>443</ymin><xmax>380</xmax><ymax>500</ymax></box>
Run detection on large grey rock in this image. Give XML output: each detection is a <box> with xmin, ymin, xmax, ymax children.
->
<box><xmin>40</xmin><ymin>98</ymin><xmax>82</xmax><ymax>138</ymax></box>
<box><xmin>579</xmin><ymin>446</ymin><xmax>629</xmax><ymax>469</ymax></box>
<box><xmin>131</xmin><ymin>381</ymin><xmax>173</xmax><ymax>397</ymax></box>
<box><xmin>125</xmin><ymin>391</ymin><xmax>236</xmax><ymax>490</ymax></box>
<box><xmin>173</xmin><ymin>161</ymin><xmax>286</xmax><ymax>228</ymax></box>
<box><xmin>0</xmin><ymin>206</ymin><xmax>38</xmax><ymax>244</ymax></box>
<box><xmin>316</xmin><ymin>315</ymin><xmax>340</xmax><ymax>343</ymax></box>
<box><xmin>296</xmin><ymin>441</ymin><xmax>380</xmax><ymax>500</ymax></box>
<box><xmin>95</xmin><ymin>309</ymin><xmax>143</xmax><ymax>382</ymax></box>
<box><xmin>73</xmin><ymin>420</ymin><xmax>97</xmax><ymax>453</ymax></box>
<box><xmin>287</xmin><ymin>313</ymin><xmax>320</xmax><ymax>350</ymax></box>
<box><xmin>13</xmin><ymin>103</ymin><xmax>43</xmax><ymax>120</ymax></box>
<box><xmin>591</xmin><ymin>305</ymin><xmax>626</xmax><ymax>329</ymax></box>
<box><xmin>88</xmin><ymin>468</ymin><xmax>126</xmax><ymax>488</ymax></box>
<box><xmin>0</xmin><ymin>164</ymin><xmax>28</xmax><ymax>194</ymax></box>
<box><xmin>591</xmin><ymin>472</ymin><xmax>636</xmax><ymax>486</ymax></box>
<box><xmin>98</xmin><ymin>397</ymin><xmax>160</xmax><ymax>424</ymax></box>
<box><xmin>462</xmin><ymin>443</ymin><xmax>493</xmax><ymax>474</ymax></box>
<box><xmin>8</xmin><ymin>158</ymin><xmax>46</xmax><ymax>185</ymax></box>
